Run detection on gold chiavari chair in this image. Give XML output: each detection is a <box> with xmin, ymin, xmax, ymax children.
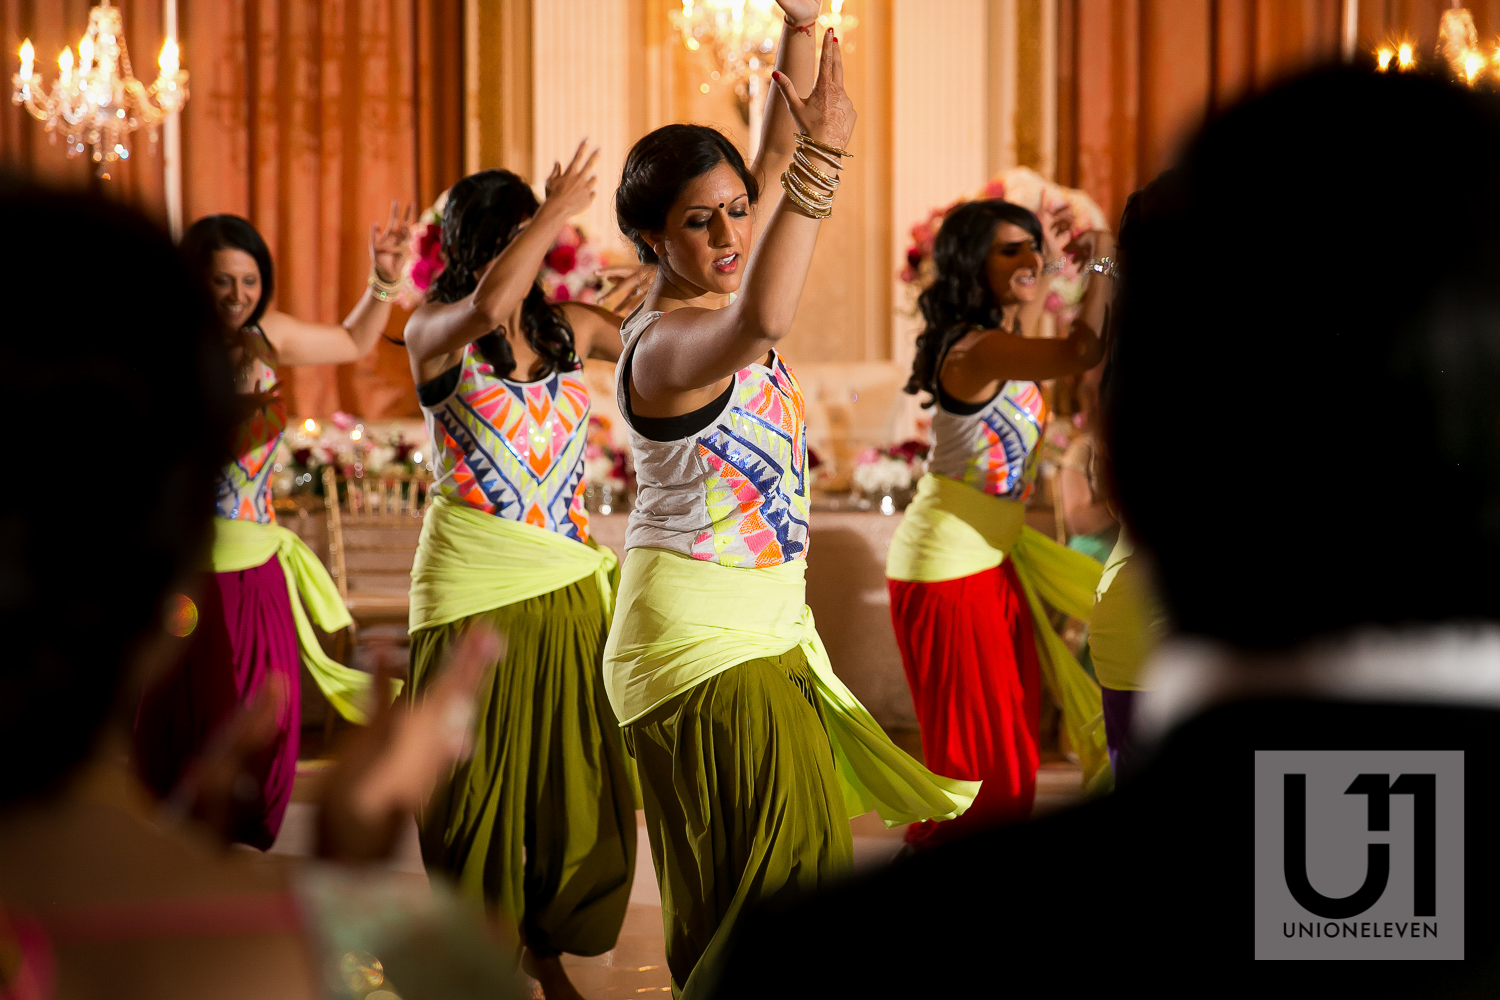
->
<box><xmin>321</xmin><ymin>466</ymin><xmax>432</xmax><ymax>635</ymax></box>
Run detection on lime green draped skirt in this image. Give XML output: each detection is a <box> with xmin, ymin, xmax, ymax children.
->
<box><xmin>628</xmin><ymin>647</ymin><xmax>853</xmax><ymax>999</ymax></box>
<box><xmin>409</xmin><ymin>576</ymin><xmax>636</xmax><ymax>958</ymax></box>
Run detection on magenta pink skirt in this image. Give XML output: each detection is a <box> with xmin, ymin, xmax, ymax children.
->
<box><xmin>132</xmin><ymin>554</ymin><xmax>300</xmax><ymax>849</ymax></box>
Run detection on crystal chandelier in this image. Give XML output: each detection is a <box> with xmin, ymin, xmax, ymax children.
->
<box><xmin>672</xmin><ymin>0</ymin><xmax>857</xmax><ymax>106</ymax></box>
<box><xmin>1373</xmin><ymin>4</ymin><xmax>1498</xmax><ymax>86</ymax></box>
<box><xmin>11</xmin><ymin>0</ymin><xmax>188</xmax><ymax>171</ymax></box>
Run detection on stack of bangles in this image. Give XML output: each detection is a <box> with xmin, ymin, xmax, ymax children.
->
<box><xmin>368</xmin><ymin>267</ymin><xmax>401</xmax><ymax>302</ymax></box>
<box><xmin>781</xmin><ymin>132</ymin><xmax>851</xmax><ymax>219</ymax></box>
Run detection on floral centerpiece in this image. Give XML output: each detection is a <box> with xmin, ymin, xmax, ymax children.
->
<box><xmin>400</xmin><ymin>191</ymin><xmax>618</xmax><ymax>307</ymax></box>
<box><xmin>582</xmin><ymin>414</ymin><xmax>634</xmax><ymax>514</ymax></box>
<box><xmin>272</xmin><ymin>413</ymin><xmax>430</xmax><ymax>498</ymax></box>
<box><xmin>851</xmin><ymin>439</ymin><xmax>929</xmax><ymax>512</ymax></box>
<box><xmin>900</xmin><ymin>166</ymin><xmax>1108</xmax><ymax>324</ymax></box>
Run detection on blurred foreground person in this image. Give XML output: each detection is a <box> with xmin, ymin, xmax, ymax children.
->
<box><xmin>718</xmin><ymin>67</ymin><xmax>1500</xmax><ymax>996</ymax></box>
<box><xmin>0</xmin><ymin>187</ymin><xmax>520</xmax><ymax>1000</ymax></box>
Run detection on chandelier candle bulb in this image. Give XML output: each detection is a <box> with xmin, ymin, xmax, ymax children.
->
<box><xmin>12</xmin><ymin>2</ymin><xmax>189</xmax><ymax>173</ymax></box>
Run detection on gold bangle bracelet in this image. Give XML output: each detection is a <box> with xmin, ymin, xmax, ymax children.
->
<box><xmin>781</xmin><ymin>178</ymin><xmax>828</xmax><ymax>219</ymax></box>
<box><xmin>793</xmin><ymin>148</ymin><xmax>841</xmax><ymax>190</ymax></box>
<box><xmin>781</xmin><ymin>170</ymin><xmax>832</xmax><ymax>219</ymax></box>
<box><xmin>786</xmin><ymin>163</ymin><xmax>835</xmax><ymax>209</ymax></box>
<box><xmin>795</xmin><ymin>131</ymin><xmax>853</xmax><ymax>160</ymax></box>
<box><xmin>785</xmin><ymin>167</ymin><xmax>834</xmax><ymax>210</ymax></box>
<box><xmin>369</xmin><ymin>268</ymin><xmax>400</xmax><ymax>301</ymax></box>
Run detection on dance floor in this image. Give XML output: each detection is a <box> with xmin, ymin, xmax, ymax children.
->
<box><xmin>271</xmin><ymin>759</ymin><xmax>1083</xmax><ymax>997</ymax></box>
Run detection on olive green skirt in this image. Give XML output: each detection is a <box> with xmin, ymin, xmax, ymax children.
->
<box><xmin>409</xmin><ymin>576</ymin><xmax>636</xmax><ymax>958</ymax></box>
<box><xmin>628</xmin><ymin>647</ymin><xmax>853</xmax><ymax>999</ymax></box>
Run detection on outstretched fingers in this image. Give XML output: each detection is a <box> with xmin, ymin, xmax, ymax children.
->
<box><xmin>815</xmin><ymin>28</ymin><xmax>835</xmax><ymax>93</ymax></box>
<box><xmin>564</xmin><ymin>137</ymin><xmax>590</xmax><ymax>176</ymax></box>
<box><xmin>579</xmin><ymin>147</ymin><xmax>601</xmax><ymax>180</ymax></box>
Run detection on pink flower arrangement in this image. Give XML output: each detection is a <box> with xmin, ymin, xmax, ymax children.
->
<box><xmin>538</xmin><ymin>223</ymin><xmax>614</xmax><ymax>305</ymax></box>
<box><xmin>409</xmin><ymin>220</ymin><xmax>444</xmax><ymax>294</ymax></box>
<box><xmin>583</xmin><ymin>414</ymin><xmax>634</xmax><ymax>494</ymax></box>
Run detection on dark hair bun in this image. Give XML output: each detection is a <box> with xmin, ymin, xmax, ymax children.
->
<box><xmin>616</xmin><ymin>123</ymin><xmax>760</xmax><ymax>264</ymax></box>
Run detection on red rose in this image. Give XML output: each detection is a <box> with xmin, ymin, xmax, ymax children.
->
<box><xmin>551</xmin><ymin>284</ymin><xmax>572</xmax><ymax>302</ymax></box>
<box><xmin>545</xmin><ymin>244</ymin><xmax>577</xmax><ymax>274</ymax></box>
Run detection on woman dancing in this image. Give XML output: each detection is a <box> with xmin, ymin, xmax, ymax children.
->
<box><xmin>885</xmin><ymin>200</ymin><xmax>1116</xmax><ymax>848</ymax></box>
<box><xmin>133</xmin><ymin>207</ymin><xmax>414</xmax><ymax>849</ymax></box>
<box><xmin>606</xmin><ymin>17</ymin><xmax>976</xmax><ymax>998</ymax></box>
<box><xmin>402</xmin><ymin>153</ymin><xmax>641</xmax><ymax>1000</ymax></box>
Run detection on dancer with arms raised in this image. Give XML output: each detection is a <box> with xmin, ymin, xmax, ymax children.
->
<box><xmin>606</xmin><ymin>13</ymin><xmax>977</xmax><ymax>997</ymax></box>
<box><xmin>401</xmin><ymin>150</ymin><xmax>643</xmax><ymax>1000</ymax></box>
<box><xmin>886</xmin><ymin>199</ymin><xmax>1117</xmax><ymax>846</ymax></box>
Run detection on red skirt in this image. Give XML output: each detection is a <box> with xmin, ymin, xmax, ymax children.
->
<box><xmin>132</xmin><ymin>555</ymin><xmax>301</xmax><ymax>849</ymax></box>
<box><xmin>888</xmin><ymin>561</ymin><xmax>1040</xmax><ymax>848</ymax></box>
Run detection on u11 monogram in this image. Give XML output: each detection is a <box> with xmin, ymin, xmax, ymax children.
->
<box><xmin>1254</xmin><ymin>750</ymin><xmax>1463</xmax><ymax>960</ymax></box>
<box><xmin>1283</xmin><ymin>773</ymin><xmax>1435</xmax><ymax>919</ymax></box>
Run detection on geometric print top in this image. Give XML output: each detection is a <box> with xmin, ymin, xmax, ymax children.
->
<box><xmin>617</xmin><ymin>309</ymin><xmax>810</xmax><ymax>569</ymax></box>
<box><xmin>926</xmin><ymin>379</ymin><xmax>1048</xmax><ymax>502</ymax></box>
<box><xmin>421</xmin><ymin>341</ymin><xmax>592</xmax><ymax>544</ymax></box>
<box><xmin>214</xmin><ymin>328</ymin><xmax>288</xmax><ymax>524</ymax></box>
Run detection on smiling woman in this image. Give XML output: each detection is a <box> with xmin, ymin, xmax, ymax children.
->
<box><xmin>131</xmin><ymin>207</ymin><xmax>415</xmax><ymax>852</ymax></box>
<box><xmin>885</xmin><ymin>197</ymin><xmax>1120</xmax><ymax>844</ymax></box>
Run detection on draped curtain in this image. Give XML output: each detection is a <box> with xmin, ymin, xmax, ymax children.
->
<box><xmin>1055</xmin><ymin>0</ymin><xmax>1500</xmax><ymax>228</ymax></box>
<box><xmin>1</xmin><ymin>0</ymin><xmax>463</xmax><ymax>419</ymax></box>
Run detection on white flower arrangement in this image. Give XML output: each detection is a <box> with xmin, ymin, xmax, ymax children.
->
<box><xmin>852</xmin><ymin>454</ymin><xmax>915</xmax><ymax>497</ymax></box>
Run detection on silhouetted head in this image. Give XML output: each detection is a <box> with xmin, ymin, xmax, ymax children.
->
<box><xmin>1109</xmin><ymin>67</ymin><xmax>1500</xmax><ymax>646</ymax></box>
<box><xmin>0</xmin><ymin>185</ymin><xmax>236</xmax><ymax>805</ymax></box>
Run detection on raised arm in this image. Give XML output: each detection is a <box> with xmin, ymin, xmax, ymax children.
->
<box><xmin>259</xmin><ymin>201</ymin><xmax>414</xmax><ymax>367</ymax></box>
<box><xmin>749</xmin><ymin>1</ymin><xmax>823</xmax><ymax>189</ymax></box>
<box><xmin>943</xmin><ymin>229</ymin><xmax>1116</xmax><ymax>391</ymax></box>
<box><xmin>633</xmin><ymin>29</ymin><xmax>855</xmax><ymax>406</ymax></box>
<box><xmin>403</xmin><ymin>142</ymin><xmax>599</xmax><ymax>382</ymax></box>
<box><xmin>554</xmin><ymin>265</ymin><xmax>655</xmax><ymax>365</ymax></box>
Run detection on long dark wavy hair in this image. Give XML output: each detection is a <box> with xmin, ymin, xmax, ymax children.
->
<box><xmin>428</xmin><ymin>169</ymin><xmax>577</xmax><ymax>380</ymax></box>
<box><xmin>903</xmin><ymin>200</ymin><xmax>1044</xmax><ymax>405</ymax></box>
<box><xmin>180</xmin><ymin>214</ymin><xmax>276</xmax><ymax>381</ymax></box>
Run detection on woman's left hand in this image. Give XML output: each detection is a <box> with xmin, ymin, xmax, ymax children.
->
<box><xmin>775</xmin><ymin>0</ymin><xmax>821</xmax><ymax>26</ymax></box>
<box><xmin>370</xmin><ymin>199</ymin><xmax>416</xmax><ymax>284</ymax></box>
